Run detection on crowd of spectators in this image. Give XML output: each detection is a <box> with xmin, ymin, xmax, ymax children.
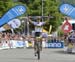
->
<box><xmin>0</xmin><ymin>32</ymin><xmax>64</xmax><ymax>49</ymax></box>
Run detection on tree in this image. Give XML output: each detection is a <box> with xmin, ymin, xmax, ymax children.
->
<box><xmin>0</xmin><ymin>0</ymin><xmax>19</xmax><ymax>17</ymax></box>
<box><xmin>0</xmin><ymin>0</ymin><xmax>24</xmax><ymax>33</ymax></box>
<box><xmin>17</xmin><ymin>0</ymin><xmax>63</xmax><ymax>32</ymax></box>
<box><xmin>0</xmin><ymin>0</ymin><xmax>64</xmax><ymax>33</ymax></box>
<box><xmin>43</xmin><ymin>0</ymin><xmax>63</xmax><ymax>31</ymax></box>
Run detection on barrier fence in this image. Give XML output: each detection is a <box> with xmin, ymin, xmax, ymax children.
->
<box><xmin>0</xmin><ymin>40</ymin><xmax>64</xmax><ymax>50</ymax></box>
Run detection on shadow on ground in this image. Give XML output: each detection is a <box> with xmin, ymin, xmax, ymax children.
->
<box><xmin>11</xmin><ymin>57</ymin><xmax>39</xmax><ymax>61</ymax></box>
<box><xmin>52</xmin><ymin>50</ymin><xmax>75</xmax><ymax>55</ymax></box>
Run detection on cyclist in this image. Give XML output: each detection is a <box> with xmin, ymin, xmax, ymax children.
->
<box><xmin>68</xmin><ymin>30</ymin><xmax>75</xmax><ymax>44</ymax></box>
<box><xmin>67</xmin><ymin>30</ymin><xmax>75</xmax><ymax>53</ymax></box>
<box><xmin>27</xmin><ymin>16</ymin><xmax>48</xmax><ymax>56</ymax></box>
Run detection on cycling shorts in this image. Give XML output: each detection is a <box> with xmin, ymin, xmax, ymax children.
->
<box><xmin>35</xmin><ymin>32</ymin><xmax>41</xmax><ymax>37</ymax></box>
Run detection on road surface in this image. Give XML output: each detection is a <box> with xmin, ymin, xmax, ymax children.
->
<box><xmin>0</xmin><ymin>48</ymin><xmax>75</xmax><ymax>62</ymax></box>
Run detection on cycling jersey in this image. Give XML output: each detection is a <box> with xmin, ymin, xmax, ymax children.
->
<box><xmin>68</xmin><ymin>33</ymin><xmax>75</xmax><ymax>43</ymax></box>
<box><xmin>32</xmin><ymin>21</ymin><xmax>45</xmax><ymax>32</ymax></box>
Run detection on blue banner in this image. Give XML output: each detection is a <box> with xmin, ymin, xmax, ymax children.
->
<box><xmin>16</xmin><ymin>41</ymin><xmax>25</xmax><ymax>47</ymax></box>
<box><xmin>0</xmin><ymin>5</ymin><xmax>26</xmax><ymax>26</ymax></box>
<box><xmin>59</xmin><ymin>4</ymin><xmax>75</xmax><ymax>19</ymax></box>
<box><xmin>46</xmin><ymin>42</ymin><xmax>64</xmax><ymax>48</ymax></box>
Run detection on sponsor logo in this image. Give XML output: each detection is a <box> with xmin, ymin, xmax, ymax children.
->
<box><xmin>46</xmin><ymin>42</ymin><xmax>64</xmax><ymax>48</ymax></box>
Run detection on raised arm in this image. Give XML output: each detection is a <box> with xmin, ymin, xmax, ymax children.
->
<box><xmin>24</xmin><ymin>17</ymin><xmax>33</xmax><ymax>24</ymax></box>
<box><xmin>28</xmin><ymin>17</ymin><xmax>33</xmax><ymax>23</ymax></box>
<box><xmin>44</xmin><ymin>18</ymin><xmax>49</xmax><ymax>24</ymax></box>
<box><xmin>42</xmin><ymin>15</ymin><xmax>50</xmax><ymax>24</ymax></box>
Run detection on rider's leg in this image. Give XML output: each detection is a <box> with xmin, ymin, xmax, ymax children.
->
<box><xmin>40</xmin><ymin>40</ymin><xmax>42</xmax><ymax>51</ymax></box>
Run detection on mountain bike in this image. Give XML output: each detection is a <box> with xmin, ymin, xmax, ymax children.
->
<box><xmin>34</xmin><ymin>37</ymin><xmax>42</xmax><ymax>60</ymax></box>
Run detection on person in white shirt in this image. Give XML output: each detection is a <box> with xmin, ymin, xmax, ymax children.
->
<box><xmin>25</xmin><ymin>16</ymin><xmax>49</xmax><ymax>56</ymax></box>
<box><xmin>28</xmin><ymin>16</ymin><xmax>47</xmax><ymax>37</ymax></box>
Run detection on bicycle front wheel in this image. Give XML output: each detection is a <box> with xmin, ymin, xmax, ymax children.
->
<box><xmin>37</xmin><ymin>50</ymin><xmax>40</xmax><ymax>60</ymax></box>
<box><xmin>37</xmin><ymin>42</ymin><xmax>41</xmax><ymax>60</ymax></box>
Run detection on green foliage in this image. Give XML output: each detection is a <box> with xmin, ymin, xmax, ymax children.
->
<box><xmin>0</xmin><ymin>0</ymin><xmax>64</xmax><ymax>33</ymax></box>
<box><xmin>22</xmin><ymin>0</ymin><xmax>63</xmax><ymax>32</ymax></box>
<box><xmin>58</xmin><ymin>29</ymin><xmax>64</xmax><ymax>37</ymax></box>
<box><xmin>0</xmin><ymin>0</ymin><xmax>21</xmax><ymax>17</ymax></box>
<box><xmin>59</xmin><ymin>0</ymin><xmax>75</xmax><ymax>6</ymax></box>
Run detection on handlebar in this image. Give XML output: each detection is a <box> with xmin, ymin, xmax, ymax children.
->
<box><xmin>28</xmin><ymin>16</ymin><xmax>53</xmax><ymax>19</ymax></box>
